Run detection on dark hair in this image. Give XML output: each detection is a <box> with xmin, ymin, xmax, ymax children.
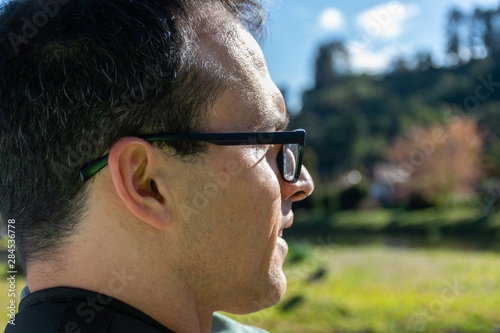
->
<box><xmin>0</xmin><ymin>0</ymin><xmax>265</xmax><ymax>269</ymax></box>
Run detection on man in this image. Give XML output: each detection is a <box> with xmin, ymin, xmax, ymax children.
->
<box><xmin>0</xmin><ymin>0</ymin><xmax>314</xmax><ymax>332</ymax></box>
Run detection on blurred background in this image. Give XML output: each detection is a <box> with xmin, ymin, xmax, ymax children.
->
<box><xmin>2</xmin><ymin>0</ymin><xmax>500</xmax><ymax>332</ymax></box>
<box><xmin>225</xmin><ymin>0</ymin><xmax>500</xmax><ymax>332</ymax></box>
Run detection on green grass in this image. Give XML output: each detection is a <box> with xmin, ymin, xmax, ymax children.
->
<box><xmin>1</xmin><ymin>241</ymin><xmax>499</xmax><ymax>332</ymax></box>
<box><xmin>223</xmin><ymin>243</ymin><xmax>500</xmax><ymax>333</ymax></box>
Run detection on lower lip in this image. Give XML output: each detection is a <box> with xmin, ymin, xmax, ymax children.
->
<box><xmin>277</xmin><ymin>236</ymin><xmax>289</xmax><ymax>254</ymax></box>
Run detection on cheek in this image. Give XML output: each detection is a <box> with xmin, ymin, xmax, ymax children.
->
<box><xmin>222</xmin><ymin>147</ymin><xmax>282</xmax><ymax>207</ymax></box>
<box><xmin>202</xmin><ymin>147</ymin><xmax>282</xmax><ymax>247</ymax></box>
<box><xmin>239</xmin><ymin>159</ymin><xmax>282</xmax><ymax>242</ymax></box>
<box><xmin>218</xmin><ymin>156</ymin><xmax>281</xmax><ymax>235</ymax></box>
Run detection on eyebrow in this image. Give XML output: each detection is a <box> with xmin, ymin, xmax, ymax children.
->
<box><xmin>269</xmin><ymin>114</ymin><xmax>289</xmax><ymax>132</ymax></box>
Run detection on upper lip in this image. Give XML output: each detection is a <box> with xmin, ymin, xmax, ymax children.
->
<box><xmin>281</xmin><ymin>214</ymin><xmax>294</xmax><ymax>230</ymax></box>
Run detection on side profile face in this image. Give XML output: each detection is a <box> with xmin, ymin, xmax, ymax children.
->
<box><xmin>170</xmin><ymin>11</ymin><xmax>315</xmax><ymax>314</ymax></box>
<box><xmin>1</xmin><ymin>1</ymin><xmax>312</xmax><ymax>331</ymax></box>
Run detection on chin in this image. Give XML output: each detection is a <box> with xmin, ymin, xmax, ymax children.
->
<box><xmin>274</xmin><ymin>270</ymin><xmax>288</xmax><ymax>302</ymax></box>
<box><xmin>228</xmin><ymin>242</ymin><xmax>288</xmax><ymax>314</ymax></box>
<box><xmin>228</xmin><ymin>270</ymin><xmax>287</xmax><ymax>315</ymax></box>
<box><xmin>254</xmin><ymin>267</ymin><xmax>288</xmax><ymax>311</ymax></box>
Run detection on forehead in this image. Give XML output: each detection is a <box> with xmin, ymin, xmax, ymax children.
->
<box><xmin>193</xmin><ymin>9</ymin><xmax>287</xmax><ymax>133</ymax></box>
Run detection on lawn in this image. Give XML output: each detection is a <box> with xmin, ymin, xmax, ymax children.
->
<box><xmin>224</xmin><ymin>241</ymin><xmax>500</xmax><ymax>333</ymax></box>
<box><xmin>1</xmin><ymin>240</ymin><xmax>500</xmax><ymax>332</ymax></box>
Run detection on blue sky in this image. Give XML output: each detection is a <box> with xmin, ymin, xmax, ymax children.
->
<box><xmin>261</xmin><ymin>0</ymin><xmax>500</xmax><ymax>109</ymax></box>
<box><xmin>1</xmin><ymin>0</ymin><xmax>498</xmax><ymax>109</ymax></box>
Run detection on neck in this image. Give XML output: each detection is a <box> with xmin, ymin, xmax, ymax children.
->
<box><xmin>26</xmin><ymin>225</ymin><xmax>214</xmax><ymax>333</ymax></box>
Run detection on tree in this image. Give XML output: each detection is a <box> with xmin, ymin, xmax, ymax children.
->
<box><xmin>474</xmin><ymin>8</ymin><xmax>500</xmax><ymax>54</ymax></box>
<box><xmin>446</xmin><ymin>8</ymin><xmax>465</xmax><ymax>65</ymax></box>
<box><xmin>314</xmin><ymin>41</ymin><xmax>350</xmax><ymax>88</ymax></box>
<box><xmin>416</xmin><ymin>52</ymin><xmax>433</xmax><ymax>71</ymax></box>
<box><xmin>385</xmin><ymin>119</ymin><xmax>483</xmax><ymax>206</ymax></box>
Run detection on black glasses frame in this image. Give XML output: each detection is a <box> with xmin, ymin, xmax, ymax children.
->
<box><xmin>79</xmin><ymin>129</ymin><xmax>306</xmax><ymax>183</ymax></box>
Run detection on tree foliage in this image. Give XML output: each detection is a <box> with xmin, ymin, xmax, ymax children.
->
<box><xmin>385</xmin><ymin>119</ymin><xmax>483</xmax><ymax>206</ymax></box>
<box><xmin>291</xmin><ymin>2</ymin><xmax>500</xmax><ymax>186</ymax></box>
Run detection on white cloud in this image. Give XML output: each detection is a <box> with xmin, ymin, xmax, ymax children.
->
<box><xmin>356</xmin><ymin>2</ymin><xmax>420</xmax><ymax>39</ymax></box>
<box><xmin>319</xmin><ymin>8</ymin><xmax>344</xmax><ymax>31</ymax></box>
<box><xmin>347</xmin><ymin>45</ymin><xmax>403</xmax><ymax>74</ymax></box>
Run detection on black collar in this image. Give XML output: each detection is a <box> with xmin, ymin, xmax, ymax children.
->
<box><xmin>20</xmin><ymin>287</ymin><xmax>175</xmax><ymax>333</ymax></box>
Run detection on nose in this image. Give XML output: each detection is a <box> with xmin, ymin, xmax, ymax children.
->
<box><xmin>281</xmin><ymin>166</ymin><xmax>314</xmax><ymax>202</ymax></box>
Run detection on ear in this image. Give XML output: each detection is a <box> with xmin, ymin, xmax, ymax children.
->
<box><xmin>108</xmin><ymin>137</ymin><xmax>172</xmax><ymax>229</ymax></box>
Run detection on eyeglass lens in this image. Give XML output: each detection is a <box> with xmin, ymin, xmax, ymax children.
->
<box><xmin>282</xmin><ymin>143</ymin><xmax>298</xmax><ymax>182</ymax></box>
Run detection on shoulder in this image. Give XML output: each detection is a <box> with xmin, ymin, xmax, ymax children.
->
<box><xmin>211</xmin><ymin>312</ymin><xmax>270</xmax><ymax>333</ymax></box>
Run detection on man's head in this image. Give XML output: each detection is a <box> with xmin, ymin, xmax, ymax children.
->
<box><xmin>0</xmin><ymin>0</ymin><xmax>263</xmax><ymax>266</ymax></box>
<box><xmin>0</xmin><ymin>0</ymin><xmax>314</xmax><ymax>322</ymax></box>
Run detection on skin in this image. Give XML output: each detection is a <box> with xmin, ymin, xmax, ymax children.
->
<box><xmin>27</xmin><ymin>7</ymin><xmax>314</xmax><ymax>333</ymax></box>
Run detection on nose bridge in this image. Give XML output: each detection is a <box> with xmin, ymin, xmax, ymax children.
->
<box><xmin>282</xmin><ymin>166</ymin><xmax>314</xmax><ymax>202</ymax></box>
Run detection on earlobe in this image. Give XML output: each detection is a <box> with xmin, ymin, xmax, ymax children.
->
<box><xmin>108</xmin><ymin>137</ymin><xmax>172</xmax><ymax>229</ymax></box>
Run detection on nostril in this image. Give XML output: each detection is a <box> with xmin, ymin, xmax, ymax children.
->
<box><xmin>292</xmin><ymin>190</ymin><xmax>307</xmax><ymax>201</ymax></box>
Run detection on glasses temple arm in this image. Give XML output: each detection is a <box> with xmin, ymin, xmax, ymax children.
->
<box><xmin>79</xmin><ymin>155</ymin><xmax>109</xmax><ymax>182</ymax></box>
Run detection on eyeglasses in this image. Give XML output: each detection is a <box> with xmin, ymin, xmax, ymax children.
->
<box><xmin>79</xmin><ymin>129</ymin><xmax>306</xmax><ymax>183</ymax></box>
